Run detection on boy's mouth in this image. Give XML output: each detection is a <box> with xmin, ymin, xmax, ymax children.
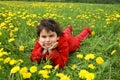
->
<box><xmin>45</xmin><ymin>43</ymin><xmax>51</xmax><ymax>47</ymax></box>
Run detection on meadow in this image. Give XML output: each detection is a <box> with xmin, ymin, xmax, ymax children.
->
<box><xmin>0</xmin><ymin>1</ymin><xmax>120</xmax><ymax>80</ymax></box>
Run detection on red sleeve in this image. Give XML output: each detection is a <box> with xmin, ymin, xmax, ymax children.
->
<box><xmin>30</xmin><ymin>41</ymin><xmax>44</xmax><ymax>64</ymax></box>
<box><xmin>49</xmin><ymin>38</ymin><xmax>69</xmax><ymax>68</ymax></box>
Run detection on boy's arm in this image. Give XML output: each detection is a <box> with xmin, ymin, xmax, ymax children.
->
<box><xmin>30</xmin><ymin>41</ymin><xmax>44</xmax><ymax>64</ymax></box>
<box><xmin>49</xmin><ymin>39</ymin><xmax>69</xmax><ymax>68</ymax></box>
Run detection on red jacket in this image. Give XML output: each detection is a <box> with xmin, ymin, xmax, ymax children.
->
<box><xmin>30</xmin><ymin>27</ymin><xmax>91</xmax><ymax>68</ymax></box>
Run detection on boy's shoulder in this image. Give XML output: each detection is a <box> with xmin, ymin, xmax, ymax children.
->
<box><xmin>58</xmin><ymin>33</ymin><xmax>69</xmax><ymax>47</ymax></box>
<box><xmin>58</xmin><ymin>33</ymin><xmax>68</xmax><ymax>42</ymax></box>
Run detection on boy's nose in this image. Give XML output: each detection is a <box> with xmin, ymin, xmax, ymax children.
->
<box><xmin>46</xmin><ymin>37</ymin><xmax>50</xmax><ymax>42</ymax></box>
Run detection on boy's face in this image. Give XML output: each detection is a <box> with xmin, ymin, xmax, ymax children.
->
<box><xmin>39</xmin><ymin>29</ymin><xmax>59</xmax><ymax>48</ymax></box>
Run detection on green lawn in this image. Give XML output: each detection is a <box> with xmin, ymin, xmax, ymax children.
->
<box><xmin>0</xmin><ymin>1</ymin><xmax>120</xmax><ymax>80</ymax></box>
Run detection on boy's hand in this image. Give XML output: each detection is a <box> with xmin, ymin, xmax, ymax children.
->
<box><xmin>38</xmin><ymin>40</ymin><xmax>58</xmax><ymax>54</ymax></box>
<box><xmin>38</xmin><ymin>40</ymin><xmax>48</xmax><ymax>54</ymax></box>
<box><xmin>48</xmin><ymin>42</ymin><xmax>58</xmax><ymax>53</ymax></box>
<box><xmin>49</xmin><ymin>42</ymin><xmax>58</xmax><ymax>50</ymax></box>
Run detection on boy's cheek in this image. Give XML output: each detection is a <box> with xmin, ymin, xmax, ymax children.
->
<box><xmin>39</xmin><ymin>40</ymin><xmax>45</xmax><ymax>46</ymax></box>
<box><xmin>39</xmin><ymin>38</ymin><xmax>45</xmax><ymax>43</ymax></box>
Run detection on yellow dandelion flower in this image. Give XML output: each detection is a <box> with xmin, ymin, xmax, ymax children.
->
<box><xmin>0</xmin><ymin>66</ymin><xmax>2</xmax><ymax>70</ymax></box>
<box><xmin>71</xmin><ymin>64</ymin><xmax>77</xmax><ymax>70</ymax></box>
<box><xmin>4</xmin><ymin>57</ymin><xmax>11</xmax><ymax>64</ymax></box>
<box><xmin>8</xmin><ymin>38</ymin><xmax>15</xmax><ymax>42</ymax></box>
<box><xmin>22</xmin><ymin>17</ymin><xmax>26</xmax><ymax>19</ymax></box>
<box><xmin>68</xmin><ymin>17</ymin><xmax>72</xmax><ymax>20</ymax></box>
<box><xmin>30</xmin><ymin>66</ymin><xmax>37</xmax><ymax>73</ymax></box>
<box><xmin>111</xmin><ymin>50</ymin><xmax>117</xmax><ymax>55</ymax></box>
<box><xmin>38</xmin><ymin>70</ymin><xmax>50</xmax><ymax>79</ymax></box>
<box><xmin>2</xmin><ymin>51</ymin><xmax>8</xmax><ymax>55</ymax></box>
<box><xmin>88</xmin><ymin>64</ymin><xmax>95</xmax><ymax>69</ymax></box>
<box><xmin>56</xmin><ymin>72</ymin><xmax>71</xmax><ymax>80</ymax></box>
<box><xmin>22</xmin><ymin>72</ymin><xmax>31</xmax><ymax>79</ymax></box>
<box><xmin>13</xmin><ymin>27</ymin><xmax>18</xmax><ymax>32</ymax></box>
<box><xmin>43</xmin><ymin>65</ymin><xmax>53</xmax><ymax>69</ymax></box>
<box><xmin>11</xmin><ymin>66</ymin><xmax>20</xmax><ymax>74</ymax></box>
<box><xmin>103</xmin><ymin>26</ymin><xmax>107</xmax><ymax>29</ymax></box>
<box><xmin>56</xmin><ymin>73</ymin><xmax>65</xmax><ymax>78</ymax></box>
<box><xmin>91</xmin><ymin>25</ymin><xmax>95</xmax><ymax>28</ymax></box>
<box><xmin>106</xmin><ymin>18</ymin><xmax>110</xmax><ymax>21</ymax></box>
<box><xmin>115</xmin><ymin>13</ymin><xmax>120</xmax><ymax>18</ymax></box>
<box><xmin>60</xmin><ymin>75</ymin><xmax>71</xmax><ymax>80</ymax></box>
<box><xmin>17</xmin><ymin>11</ymin><xmax>21</xmax><ymax>14</ymax></box>
<box><xmin>91</xmin><ymin>31</ymin><xmax>95</xmax><ymax>36</ymax></box>
<box><xmin>0</xmin><ymin>51</ymin><xmax>8</xmax><ymax>57</ymax></box>
<box><xmin>79</xmin><ymin>69</ymin><xmax>89</xmax><ymax>79</ymax></box>
<box><xmin>0</xmin><ymin>53</ymin><xmax>3</xmax><ymax>57</ymax></box>
<box><xmin>2</xmin><ymin>14</ymin><xmax>7</xmax><ymax>17</ymax></box>
<box><xmin>86</xmin><ymin>73</ymin><xmax>95</xmax><ymax>80</ymax></box>
<box><xmin>10</xmin><ymin>31</ymin><xmax>14</xmax><ymax>37</ymax></box>
<box><xmin>18</xmin><ymin>59</ymin><xmax>24</xmax><ymax>63</ymax></box>
<box><xmin>9</xmin><ymin>59</ymin><xmax>17</xmax><ymax>65</ymax></box>
<box><xmin>32</xmin><ymin>38</ymin><xmax>35</xmax><ymax>42</ymax></box>
<box><xmin>0</xmin><ymin>48</ymin><xmax>4</xmax><ymax>52</ymax></box>
<box><xmin>85</xmin><ymin>53</ymin><xmax>95</xmax><ymax>60</ymax></box>
<box><xmin>0</xmin><ymin>22</ymin><xmax>6</xmax><ymax>27</ymax></box>
<box><xmin>76</xmin><ymin>15</ymin><xmax>81</xmax><ymax>18</ymax></box>
<box><xmin>106</xmin><ymin>21</ymin><xmax>110</xmax><ymax>24</ymax></box>
<box><xmin>38</xmin><ymin>69</ymin><xmax>50</xmax><ymax>75</ymax></box>
<box><xmin>76</xmin><ymin>54</ymin><xmax>83</xmax><ymax>59</ymax></box>
<box><xmin>19</xmin><ymin>67</ymin><xmax>28</xmax><ymax>75</ymax></box>
<box><xmin>19</xmin><ymin>45</ymin><xmax>25</xmax><ymax>51</ymax></box>
<box><xmin>96</xmin><ymin>57</ymin><xmax>104</xmax><ymax>65</ymax></box>
<box><xmin>42</xmin><ymin>74</ymin><xmax>50</xmax><ymax>79</ymax></box>
<box><xmin>31</xmin><ymin>22</ymin><xmax>35</xmax><ymax>27</ymax></box>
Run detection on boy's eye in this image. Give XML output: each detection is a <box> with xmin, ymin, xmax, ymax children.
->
<box><xmin>49</xmin><ymin>35</ymin><xmax>54</xmax><ymax>37</ymax></box>
<box><xmin>41</xmin><ymin>35</ymin><xmax>46</xmax><ymax>38</ymax></box>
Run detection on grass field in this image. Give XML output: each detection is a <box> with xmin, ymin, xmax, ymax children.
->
<box><xmin>0</xmin><ymin>1</ymin><xmax>120</xmax><ymax>80</ymax></box>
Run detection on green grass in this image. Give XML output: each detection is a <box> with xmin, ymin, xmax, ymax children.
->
<box><xmin>0</xmin><ymin>1</ymin><xmax>120</xmax><ymax>80</ymax></box>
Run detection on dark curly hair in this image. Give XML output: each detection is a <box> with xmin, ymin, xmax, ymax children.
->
<box><xmin>37</xmin><ymin>18</ymin><xmax>63</xmax><ymax>37</ymax></box>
